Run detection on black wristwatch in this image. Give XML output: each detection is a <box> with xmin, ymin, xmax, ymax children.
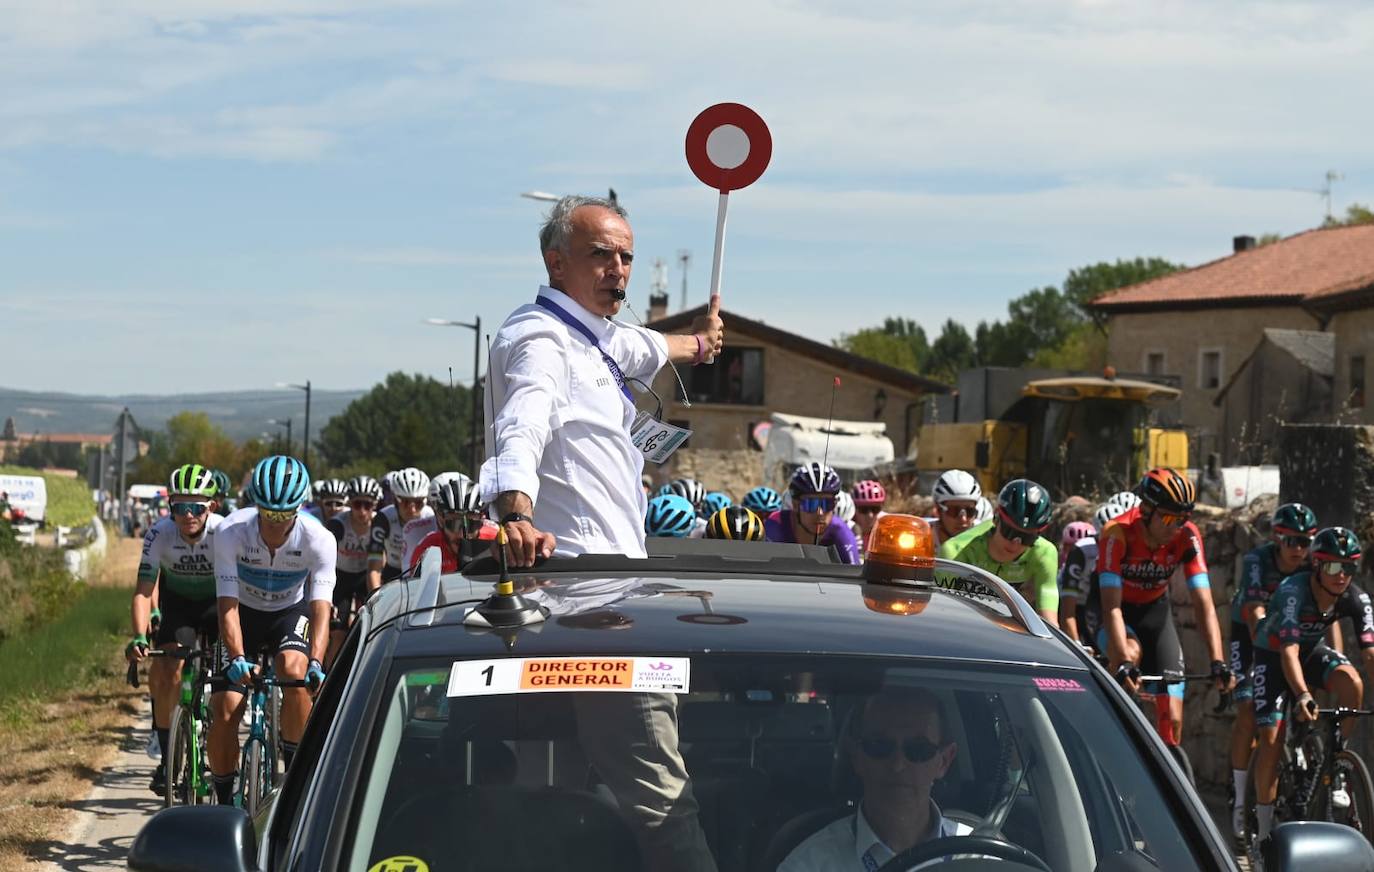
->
<box><xmin>500</xmin><ymin>512</ymin><xmax>533</xmax><ymax>525</ymax></box>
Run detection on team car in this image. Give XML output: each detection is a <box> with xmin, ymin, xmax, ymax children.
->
<box><xmin>129</xmin><ymin>514</ymin><xmax>1372</xmax><ymax>872</ymax></box>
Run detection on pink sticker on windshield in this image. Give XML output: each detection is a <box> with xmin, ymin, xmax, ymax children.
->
<box><xmin>1033</xmin><ymin>677</ymin><xmax>1085</xmax><ymax>692</ymax></box>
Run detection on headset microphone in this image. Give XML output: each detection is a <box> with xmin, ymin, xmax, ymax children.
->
<box><xmin>611</xmin><ymin>288</ymin><xmax>627</xmax><ymax>301</ymax></box>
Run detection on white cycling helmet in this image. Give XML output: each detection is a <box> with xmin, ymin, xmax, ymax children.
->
<box><xmin>1094</xmin><ymin>491</ymin><xmax>1141</xmax><ymax>531</ymax></box>
<box><xmin>428</xmin><ymin>471</ymin><xmax>471</xmax><ymax>503</ymax></box>
<box><xmin>975</xmin><ymin>496</ymin><xmax>994</xmax><ymax>523</ymax></box>
<box><xmin>834</xmin><ymin>490</ymin><xmax>856</xmax><ymax>523</ymax></box>
<box><xmin>391</xmin><ymin>467</ymin><xmax>431</xmax><ymax>500</ymax></box>
<box><xmin>933</xmin><ymin>469</ymin><xmax>981</xmax><ymax>506</ymax></box>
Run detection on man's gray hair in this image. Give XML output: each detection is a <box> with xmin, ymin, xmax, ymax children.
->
<box><xmin>539</xmin><ymin>195</ymin><xmax>628</xmax><ymax>255</ymax></box>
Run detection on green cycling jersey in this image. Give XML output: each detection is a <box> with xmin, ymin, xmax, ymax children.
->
<box><xmin>937</xmin><ymin>519</ymin><xmax>1059</xmax><ymax>615</ymax></box>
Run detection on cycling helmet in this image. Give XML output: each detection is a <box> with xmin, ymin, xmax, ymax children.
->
<box><xmin>1272</xmin><ymin>502</ymin><xmax>1319</xmax><ymax>537</ymax></box>
<box><xmin>210</xmin><ymin>469</ymin><xmax>232</xmax><ymax>499</ymax></box>
<box><xmin>1060</xmin><ymin>521</ymin><xmax>1095</xmax><ymax>548</ymax></box>
<box><xmin>932</xmin><ymin>470</ymin><xmax>981</xmax><ymax>506</ymax></box>
<box><xmin>311</xmin><ymin>479</ymin><xmax>327</xmax><ymax>499</ymax></box>
<box><xmin>789</xmin><ymin>462</ymin><xmax>842</xmax><ymax>496</ymax></box>
<box><xmin>852</xmin><ymin>480</ymin><xmax>887</xmax><ymax>508</ymax></box>
<box><xmin>834</xmin><ymin>490</ymin><xmax>856</xmax><ymax>524</ymax></box>
<box><xmin>250</xmin><ymin>456</ymin><xmax>311</xmax><ymax>511</ymax></box>
<box><xmin>1311</xmin><ymin>527</ymin><xmax>1362</xmax><ymax>563</ymax></box>
<box><xmin>743</xmin><ymin>486</ymin><xmax>782</xmax><ymax>515</ymax></box>
<box><xmin>1093</xmin><ymin>491</ymin><xmax>1141</xmax><ymax>531</ymax></box>
<box><xmin>434</xmin><ymin>478</ymin><xmax>483</xmax><ymax>514</ymax></box>
<box><xmin>1136</xmin><ymin>467</ymin><xmax>1196</xmax><ymax>514</ymax></box>
<box><xmin>996</xmin><ymin>479</ymin><xmax>1053</xmax><ymax>532</ymax></box>
<box><xmin>317</xmin><ymin>478</ymin><xmax>349</xmax><ymax>501</ymax></box>
<box><xmin>975</xmin><ymin>497</ymin><xmax>993</xmax><ymax>524</ymax></box>
<box><xmin>348</xmin><ymin>475</ymin><xmax>383</xmax><ymax>503</ymax></box>
<box><xmin>646</xmin><ymin>494</ymin><xmax>696</xmax><ymax>537</ymax></box>
<box><xmin>656</xmin><ymin>484</ymin><xmax>675</xmax><ymax>499</ymax></box>
<box><xmin>705</xmin><ymin>506</ymin><xmax>765</xmax><ymax>541</ymax></box>
<box><xmin>669</xmin><ymin>479</ymin><xmax>706</xmax><ymax>511</ymax></box>
<box><xmin>428</xmin><ymin>471</ymin><xmax>470</xmax><ymax>502</ymax></box>
<box><xmin>702</xmin><ymin>491</ymin><xmax>733</xmax><ymax>516</ymax></box>
<box><xmin>391</xmin><ymin>467</ymin><xmax>431</xmax><ymax>500</ymax></box>
<box><xmin>168</xmin><ymin>464</ymin><xmax>216</xmax><ymax>499</ymax></box>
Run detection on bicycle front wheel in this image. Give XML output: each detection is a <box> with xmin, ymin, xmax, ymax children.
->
<box><xmin>165</xmin><ymin>706</ymin><xmax>192</xmax><ymax>809</ymax></box>
<box><xmin>1325</xmin><ymin>749</ymin><xmax>1374</xmax><ymax>842</ymax></box>
<box><xmin>241</xmin><ymin>740</ymin><xmax>264</xmax><ymax>817</ymax></box>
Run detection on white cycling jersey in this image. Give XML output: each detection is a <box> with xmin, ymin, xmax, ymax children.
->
<box><xmin>325</xmin><ymin>509</ymin><xmax>373</xmax><ymax>576</ymax></box>
<box><xmin>214</xmin><ymin>507</ymin><xmax>336</xmax><ymax>611</ymax></box>
<box><xmin>402</xmin><ymin>514</ymin><xmax>440</xmax><ymax>569</ymax></box>
<box><xmin>137</xmin><ymin>513</ymin><xmax>223</xmax><ymax>600</ymax></box>
<box><xmin>369</xmin><ymin>504</ymin><xmax>434</xmax><ymax>570</ymax></box>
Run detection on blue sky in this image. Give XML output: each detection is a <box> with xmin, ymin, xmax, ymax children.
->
<box><xmin>4</xmin><ymin>0</ymin><xmax>1373</xmax><ymax>395</ymax></box>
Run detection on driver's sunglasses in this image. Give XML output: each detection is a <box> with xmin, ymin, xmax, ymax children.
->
<box><xmin>1281</xmin><ymin>535</ymin><xmax>1312</xmax><ymax>549</ymax></box>
<box><xmin>321</xmin><ymin>500</ymin><xmax>346</xmax><ymax>511</ymax></box>
<box><xmin>397</xmin><ymin>497</ymin><xmax>426</xmax><ymax>510</ymax></box>
<box><xmin>442</xmin><ymin>513</ymin><xmax>484</xmax><ymax>534</ymax></box>
<box><xmin>798</xmin><ymin>496</ymin><xmax>836</xmax><ymax>513</ymax></box>
<box><xmin>259</xmin><ymin>507</ymin><xmax>297</xmax><ymax>523</ymax></box>
<box><xmin>997</xmin><ymin>516</ymin><xmax>1045</xmax><ymax>546</ymax></box>
<box><xmin>350</xmin><ymin>499</ymin><xmax>376</xmax><ymax>511</ymax></box>
<box><xmin>859</xmin><ymin>735</ymin><xmax>942</xmax><ymax>764</ymax></box>
<box><xmin>941</xmin><ymin>504</ymin><xmax>977</xmax><ymax>519</ymax></box>
<box><xmin>1319</xmin><ymin>560</ymin><xmax>1359</xmax><ymax>577</ymax></box>
<box><xmin>170</xmin><ymin>502</ymin><xmax>209</xmax><ymax>518</ymax></box>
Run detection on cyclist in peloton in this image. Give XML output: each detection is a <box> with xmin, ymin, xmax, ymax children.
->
<box><xmin>763</xmin><ymin>463</ymin><xmax>861</xmax><ymax>564</ymax></box>
<box><xmin>126</xmin><ymin>464</ymin><xmax>223</xmax><ymax>796</ymax></box>
<box><xmin>704</xmin><ymin>505</ymin><xmax>766</xmax><ymax>541</ymax></box>
<box><xmin>850</xmin><ymin>480</ymin><xmax>887</xmax><ymax>555</ymax></box>
<box><xmin>401</xmin><ymin>471</ymin><xmax>468</xmax><ymax>569</ymax></box>
<box><xmin>1250</xmin><ymin>527</ymin><xmax>1374</xmax><ymax>845</ymax></box>
<box><xmin>645</xmin><ymin>493</ymin><xmax>697</xmax><ymax>539</ymax></box>
<box><xmin>925</xmin><ymin>470</ymin><xmax>982</xmax><ymax>549</ymax></box>
<box><xmin>209</xmin><ymin>469</ymin><xmax>233</xmax><ymax>516</ymax></box>
<box><xmin>1058</xmin><ymin>492</ymin><xmax>1139</xmax><ymax>643</ymax></box>
<box><xmin>1228</xmin><ymin>502</ymin><xmax>1321</xmax><ymax>843</ymax></box>
<box><xmin>937</xmin><ymin>478</ymin><xmax>1059</xmax><ymax>626</ymax></box>
<box><xmin>209</xmin><ymin>455</ymin><xmax>335</xmax><ymax>804</ymax></box>
<box><xmin>742</xmin><ymin>485</ymin><xmax>783</xmax><ymax>518</ymax></box>
<box><xmin>367</xmin><ymin>467</ymin><xmax>432</xmax><ymax>593</ymax></box>
<box><xmin>408</xmin><ymin>478</ymin><xmax>497</xmax><ymax>573</ymax></box>
<box><xmin>668</xmin><ymin>478</ymin><xmax>710</xmax><ymax>538</ymax></box>
<box><xmin>324</xmin><ymin>475</ymin><xmax>381</xmax><ymax>666</ymax></box>
<box><xmin>1091</xmin><ymin>468</ymin><xmax>1233</xmax><ymax>741</ymax></box>
<box><xmin>308</xmin><ymin>478</ymin><xmax>349</xmax><ymax>523</ymax></box>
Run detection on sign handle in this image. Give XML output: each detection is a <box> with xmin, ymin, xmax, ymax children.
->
<box><xmin>705</xmin><ymin>191</ymin><xmax>729</xmax><ymax>364</ymax></box>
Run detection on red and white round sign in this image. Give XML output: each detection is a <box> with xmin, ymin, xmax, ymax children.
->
<box><xmin>685</xmin><ymin>103</ymin><xmax>772</xmax><ymax>193</ymax></box>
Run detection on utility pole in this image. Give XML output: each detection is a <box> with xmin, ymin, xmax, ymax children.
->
<box><xmin>677</xmin><ymin>250</ymin><xmax>691</xmax><ymax>311</ymax></box>
<box><xmin>115</xmin><ymin>408</ymin><xmax>129</xmax><ymax>533</ymax></box>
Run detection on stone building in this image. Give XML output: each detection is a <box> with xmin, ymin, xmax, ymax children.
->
<box><xmin>1089</xmin><ymin>225</ymin><xmax>1374</xmax><ymax>462</ymax></box>
<box><xmin>1211</xmin><ymin>329</ymin><xmax>1333</xmax><ymax>465</ymax></box>
<box><xmin>643</xmin><ymin>295</ymin><xmax>948</xmax><ymax>495</ymax></box>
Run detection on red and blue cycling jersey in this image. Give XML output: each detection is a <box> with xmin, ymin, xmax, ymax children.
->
<box><xmin>1095</xmin><ymin>507</ymin><xmax>1209</xmax><ymax>605</ymax></box>
<box><xmin>763</xmin><ymin>511</ymin><xmax>860</xmax><ymax>564</ymax></box>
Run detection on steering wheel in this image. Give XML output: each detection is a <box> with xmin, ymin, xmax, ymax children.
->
<box><xmin>876</xmin><ymin>835</ymin><xmax>1052</xmax><ymax>872</ymax></box>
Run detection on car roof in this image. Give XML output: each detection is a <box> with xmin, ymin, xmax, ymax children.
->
<box><xmin>365</xmin><ymin>543</ymin><xmax>1086</xmax><ymax>671</ymax></box>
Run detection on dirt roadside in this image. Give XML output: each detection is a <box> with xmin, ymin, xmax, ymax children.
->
<box><xmin>0</xmin><ymin>533</ymin><xmax>147</xmax><ymax>872</ymax></box>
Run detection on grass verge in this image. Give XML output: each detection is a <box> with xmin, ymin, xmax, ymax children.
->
<box><xmin>0</xmin><ymin>586</ymin><xmax>129</xmax><ymax>713</ymax></box>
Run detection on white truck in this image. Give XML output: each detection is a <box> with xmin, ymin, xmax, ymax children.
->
<box><xmin>761</xmin><ymin>412</ymin><xmax>894</xmax><ymax>489</ymax></box>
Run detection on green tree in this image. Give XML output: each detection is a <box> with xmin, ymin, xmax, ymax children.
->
<box><xmin>130</xmin><ymin>411</ymin><xmax>243</xmax><ymax>484</ymax></box>
<box><xmin>924</xmin><ymin>320</ymin><xmax>977</xmax><ymax>382</ymax></box>
<box><xmin>1325</xmin><ymin>203</ymin><xmax>1374</xmax><ymax>227</ymax></box>
<box><xmin>316</xmin><ymin>372</ymin><xmax>474</xmax><ymax>477</ymax></box>
<box><xmin>835</xmin><ymin>317</ymin><xmax>929</xmax><ymax>372</ymax></box>
<box><xmin>1062</xmin><ymin>257</ymin><xmax>1183</xmax><ymax>321</ymax></box>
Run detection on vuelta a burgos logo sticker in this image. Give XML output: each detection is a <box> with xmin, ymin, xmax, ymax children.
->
<box><xmin>1032</xmin><ymin>677</ymin><xmax>1085</xmax><ymax>692</ymax></box>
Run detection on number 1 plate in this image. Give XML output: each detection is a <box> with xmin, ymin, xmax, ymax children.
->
<box><xmin>447</xmin><ymin>656</ymin><xmax>691</xmax><ymax>697</ymax></box>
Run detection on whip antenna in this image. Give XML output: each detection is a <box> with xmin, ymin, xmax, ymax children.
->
<box><xmin>821</xmin><ymin>376</ymin><xmax>840</xmax><ymax>475</ymax></box>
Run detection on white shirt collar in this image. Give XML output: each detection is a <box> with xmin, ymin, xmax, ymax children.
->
<box><xmin>854</xmin><ymin>799</ymin><xmax>949</xmax><ymax>866</ymax></box>
<box><xmin>536</xmin><ymin>285</ymin><xmax>612</xmax><ymax>344</ymax></box>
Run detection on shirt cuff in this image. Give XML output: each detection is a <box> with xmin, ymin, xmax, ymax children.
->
<box><xmin>480</xmin><ymin>453</ymin><xmax>541</xmax><ymax>508</ymax></box>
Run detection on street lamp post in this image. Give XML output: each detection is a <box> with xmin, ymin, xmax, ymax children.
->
<box><xmin>268</xmin><ymin>418</ymin><xmax>293</xmax><ymax>455</ymax></box>
<box><xmin>423</xmin><ymin>317</ymin><xmax>481</xmax><ymax>476</ymax></box>
<box><xmin>277</xmin><ymin>381</ymin><xmax>312</xmax><ymax>470</ymax></box>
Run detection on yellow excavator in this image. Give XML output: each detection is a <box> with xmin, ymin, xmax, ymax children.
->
<box><xmin>914</xmin><ymin>370</ymin><xmax>1188</xmax><ymax>497</ymax></box>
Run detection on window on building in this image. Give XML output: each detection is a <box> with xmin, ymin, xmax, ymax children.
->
<box><xmin>1200</xmin><ymin>350</ymin><xmax>1221</xmax><ymax>390</ymax></box>
<box><xmin>1352</xmin><ymin>355</ymin><xmax>1367</xmax><ymax>409</ymax></box>
<box><xmin>688</xmin><ymin>347</ymin><xmax>764</xmax><ymax>405</ymax></box>
<box><xmin>1145</xmin><ymin>352</ymin><xmax>1165</xmax><ymax>377</ymax></box>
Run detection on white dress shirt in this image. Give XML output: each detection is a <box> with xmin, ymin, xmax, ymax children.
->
<box><xmin>480</xmin><ymin>286</ymin><xmax>669</xmax><ymax>558</ymax></box>
<box><xmin>777</xmin><ymin>801</ymin><xmax>972</xmax><ymax>872</ymax></box>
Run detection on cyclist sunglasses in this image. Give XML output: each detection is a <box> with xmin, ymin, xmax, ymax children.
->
<box><xmin>258</xmin><ymin>507</ymin><xmax>297</xmax><ymax>523</ymax></box>
<box><xmin>996</xmin><ymin>517</ymin><xmax>1045</xmax><ymax>545</ymax></box>
<box><xmin>1281</xmin><ymin>535</ymin><xmax>1312</xmax><ymax>549</ymax></box>
<box><xmin>170</xmin><ymin>502</ymin><xmax>209</xmax><ymax>518</ymax></box>
<box><xmin>1319</xmin><ymin>560</ymin><xmax>1359</xmax><ymax>577</ymax></box>
<box><xmin>859</xmin><ymin>735</ymin><xmax>943</xmax><ymax>764</ymax></box>
<box><xmin>350</xmin><ymin>499</ymin><xmax>376</xmax><ymax>510</ymax></box>
<box><xmin>442</xmin><ymin>513</ymin><xmax>484</xmax><ymax>533</ymax></box>
<box><xmin>941</xmin><ymin>504</ymin><xmax>978</xmax><ymax>519</ymax></box>
<box><xmin>1153</xmin><ymin>509</ymin><xmax>1190</xmax><ymax>526</ymax></box>
<box><xmin>798</xmin><ymin>496</ymin><xmax>836</xmax><ymax>513</ymax></box>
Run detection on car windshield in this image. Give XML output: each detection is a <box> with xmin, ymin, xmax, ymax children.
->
<box><xmin>345</xmin><ymin>653</ymin><xmax>1205</xmax><ymax>872</ymax></box>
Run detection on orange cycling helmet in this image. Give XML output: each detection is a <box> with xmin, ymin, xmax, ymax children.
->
<box><xmin>1136</xmin><ymin>467</ymin><xmax>1196</xmax><ymax>514</ymax></box>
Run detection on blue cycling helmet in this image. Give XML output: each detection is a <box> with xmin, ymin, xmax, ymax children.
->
<box><xmin>646</xmin><ymin>494</ymin><xmax>696</xmax><ymax>537</ymax></box>
<box><xmin>702</xmin><ymin>491</ymin><xmax>732</xmax><ymax>516</ymax></box>
<box><xmin>743</xmin><ymin>486</ymin><xmax>782</xmax><ymax>515</ymax></box>
<box><xmin>250</xmin><ymin>455</ymin><xmax>311</xmax><ymax>511</ymax></box>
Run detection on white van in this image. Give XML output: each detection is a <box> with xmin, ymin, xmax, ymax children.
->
<box><xmin>761</xmin><ymin>412</ymin><xmax>894</xmax><ymax>489</ymax></box>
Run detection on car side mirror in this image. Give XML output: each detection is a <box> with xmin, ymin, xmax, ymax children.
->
<box><xmin>1267</xmin><ymin>820</ymin><xmax>1374</xmax><ymax>871</ymax></box>
<box><xmin>128</xmin><ymin>806</ymin><xmax>259</xmax><ymax>872</ymax></box>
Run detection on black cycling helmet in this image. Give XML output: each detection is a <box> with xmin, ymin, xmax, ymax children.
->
<box><xmin>1272</xmin><ymin>502</ymin><xmax>1318</xmax><ymax>537</ymax></box>
<box><xmin>1311</xmin><ymin>527</ymin><xmax>1362</xmax><ymax>564</ymax></box>
<box><xmin>705</xmin><ymin>506</ymin><xmax>765</xmax><ymax>541</ymax></box>
<box><xmin>996</xmin><ymin>479</ymin><xmax>1053</xmax><ymax>532</ymax></box>
<box><xmin>789</xmin><ymin>462</ymin><xmax>842</xmax><ymax>496</ymax></box>
<box><xmin>1136</xmin><ymin>467</ymin><xmax>1196</xmax><ymax>514</ymax></box>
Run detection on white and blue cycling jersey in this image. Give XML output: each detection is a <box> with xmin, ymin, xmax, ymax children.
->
<box><xmin>213</xmin><ymin>507</ymin><xmax>336</xmax><ymax>611</ymax></box>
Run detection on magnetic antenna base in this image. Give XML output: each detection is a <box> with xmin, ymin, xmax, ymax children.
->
<box><xmin>463</xmin><ymin>592</ymin><xmax>548</xmax><ymax>629</ymax></box>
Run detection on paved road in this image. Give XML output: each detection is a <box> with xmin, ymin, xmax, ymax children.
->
<box><xmin>27</xmin><ymin>699</ymin><xmax>157</xmax><ymax>871</ymax></box>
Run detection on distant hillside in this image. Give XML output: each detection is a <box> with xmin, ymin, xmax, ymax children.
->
<box><xmin>0</xmin><ymin>386</ymin><xmax>366</xmax><ymax>443</ymax></box>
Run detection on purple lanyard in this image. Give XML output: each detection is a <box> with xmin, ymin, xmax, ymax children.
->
<box><xmin>536</xmin><ymin>296</ymin><xmax>633</xmax><ymax>402</ymax></box>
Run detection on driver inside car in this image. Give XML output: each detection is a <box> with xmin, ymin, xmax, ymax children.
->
<box><xmin>778</xmin><ymin>688</ymin><xmax>972</xmax><ymax>871</ymax></box>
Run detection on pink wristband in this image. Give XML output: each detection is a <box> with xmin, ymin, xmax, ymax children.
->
<box><xmin>693</xmin><ymin>334</ymin><xmax>706</xmax><ymax>365</ymax></box>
